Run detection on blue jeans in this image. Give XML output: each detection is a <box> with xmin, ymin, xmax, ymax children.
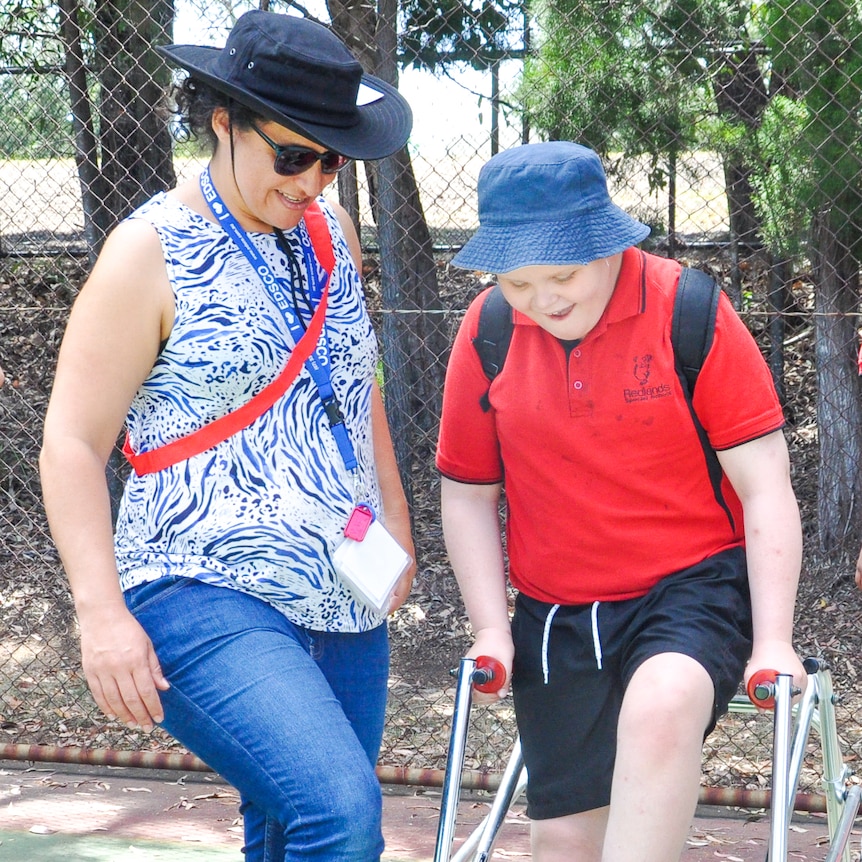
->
<box><xmin>125</xmin><ymin>577</ymin><xmax>388</xmax><ymax>861</ymax></box>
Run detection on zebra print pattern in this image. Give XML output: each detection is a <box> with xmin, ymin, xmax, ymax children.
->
<box><xmin>114</xmin><ymin>192</ymin><xmax>384</xmax><ymax>632</ymax></box>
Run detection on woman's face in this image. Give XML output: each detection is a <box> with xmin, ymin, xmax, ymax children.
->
<box><xmin>211</xmin><ymin>108</ymin><xmax>340</xmax><ymax>232</ymax></box>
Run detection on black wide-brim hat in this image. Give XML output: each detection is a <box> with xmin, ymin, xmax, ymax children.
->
<box><xmin>158</xmin><ymin>10</ymin><xmax>412</xmax><ymax>161</ymax></box>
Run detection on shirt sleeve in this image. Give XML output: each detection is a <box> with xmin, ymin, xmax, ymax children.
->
<box><xmin>693</xmin><ymin>291</ymin><xmax>786</xmax><ymax>451</ymax></box>
<box><xmin>436</xmin><ymin>288</ymin><xmax>505</xmax><ymax>484</ymax></box>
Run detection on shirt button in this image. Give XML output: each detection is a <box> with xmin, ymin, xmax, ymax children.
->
<box><xmin>573</xmin><ymin>380</ymin><xmax>583</xmax><ymax>390</ymax></box>
<box><xmin>573</xmin><ymin>349</ymin><xmax>582</xmax><ymax>358</ymax></box>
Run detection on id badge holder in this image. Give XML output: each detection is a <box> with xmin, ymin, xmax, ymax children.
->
<box><xmin>332</xmin><ymin>504</ymin><xmax>412</xmax><ymax>613</ymax></box>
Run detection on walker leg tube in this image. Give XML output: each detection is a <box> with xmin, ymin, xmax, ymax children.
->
<box><xmin>449</xmin><ymin>820</ymin><xmax>484</xmax><ymax>862</ymax></box>
<box><xmin>785</xmin><ymin>671</ymin><xmax>818</xmax><ymax>819</ymax></box>
<box><xmin>474</xmin><ymin>737</ymin><xmax>526</xmax><ymax>862</ymax></box>
<box><xmin>451</xmin><ymin>740</ymin><xmax>527</xmax><ymax>862</ymax></box>
<box><xmin>434</xmin><ymin>658</ymin><xmax>478</xmax><ymax>862</ymax></box>
<box><xmin>814</xmin><ymin>666</ymin><xmax>855</xmax><ymax>862</ymax></box>
<box><xmin>768</xmin><ymin>674</ymin><xmax>794</xmax><ymax>862</ymax></box>
<box><xmin>822</xmin><ymin>785</ymin><xmax>861</xmax><ymax>862</ymax></box>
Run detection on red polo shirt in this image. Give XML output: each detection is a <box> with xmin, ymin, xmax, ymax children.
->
<box><xmin>436</xmin><ymin>248</ymin><xmax>786</xmax><ymax>605</ymax></box>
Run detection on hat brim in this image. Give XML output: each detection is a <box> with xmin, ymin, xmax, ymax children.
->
<box><xmin>451</xmin><ymin>204</ymin><xmax>651</xmax><ymax>273</ymax></box>
<box><xmin>158</xmin><ymin>44</ymin><xmax>412</xmax><ymax>161</ymax></box>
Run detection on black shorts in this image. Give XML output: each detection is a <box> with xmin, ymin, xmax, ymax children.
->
<box><xmin>510</xmin><ymin>547</ymin><xmax>752</xmax><ymax>820</ymax></box>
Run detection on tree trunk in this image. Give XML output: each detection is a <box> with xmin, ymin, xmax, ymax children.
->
<box><xmin>337</xmin><ymin>162</ymin><xmax>361</xmax><ymax>236</ymax></box>
<box><xmin>811</xmin><ymin>208</ymin><xmax>862</xmax><ymax>553</ymax></box>
<box><xmin>766</xmin><ymin>255</ymin><xmax>790</xmax><ymax>407</ymax></box>
<box><xmin>712</xmin><ymin>47</ymin><xmax>766</xmax><ymax>248</ymax></box>
<box><xmin>666</xmin><ymin>147</ymin><xmax>677</xmax><ymax>259</ymax></box>
<box><xmin>65</xmin><ymin>0</ymin><xmax>178</xmax><ymax>513</ymax></box>
<box><xmin>93</xmin><ymin>0</ymin><xmax>176</xmax><ymax>246</ymax></box>
<box><xmin>376</xmin><ymin>152</ymin><xmax>447</xmax><ymax>409</ymax></box>
<box><xmin>327</xmin><ymin>0</ymin><xmax>446</xmax><ymax>511</ymax></box>
<box><xmin>59</xmin><ymin>0</ymin><xmax>110</xmax><ymax>266</ymax></box>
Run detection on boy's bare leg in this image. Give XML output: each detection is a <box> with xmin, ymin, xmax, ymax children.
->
<box><xmin>532</xmin><ymin>806</ymin><xmax>608</xmax><ymax>862</ymax></box>
<box><xmin>530</xmin><ymin>652</ymin><xmax>713</xmax><ymax>862</ymax></box>
<box><xmin>602</xmin><ymin>652</ymin><xmax>714</xmax><ymax>862</ymax></box>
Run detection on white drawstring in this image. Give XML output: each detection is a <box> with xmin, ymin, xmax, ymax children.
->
<box><xmin>591</xmin><ymin>601</ymin><xmax>603</xmax><ymax>669</ymax></box>
<box><xmin>541</xmin><ymin>604</ymin><xmax>561</xmax><ymax>684</ymax></box>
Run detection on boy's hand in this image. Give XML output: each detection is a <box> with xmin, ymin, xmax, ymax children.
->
<box><xmin>466</xmin><ymin>627</ymin><xmax>514</xmax><ymax>703</ymax></box>
<box><xmin>744</xmin><ymin>640</ymin><xmax>806</xmax><ymax>707</ymax></box>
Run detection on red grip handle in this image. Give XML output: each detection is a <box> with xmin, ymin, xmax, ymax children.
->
<box><xmin>746</xmin><ymin>668</ymin><xmax>779</xmax><ymax>709</ymax></box>
<box><xmin>472</xmin><ymin>655</ymin><xmax>507</xmax><ymax>693</ymax></box>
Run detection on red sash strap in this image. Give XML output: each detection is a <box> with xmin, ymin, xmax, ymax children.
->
<box><xmin>123</xmin><ymin>201</ymin><xmax>337</xmax><ymax>476</ymax></box>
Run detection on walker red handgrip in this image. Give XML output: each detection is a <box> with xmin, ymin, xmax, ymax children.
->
<box><xmin>747</xmin><ymin>668</ymin><xmax>779</xmax><ymax>709</ymax></box>
<box><xmin>472</xmin><ymin>655</ymin><xmax>507</xmax><ymax>693</ymax></box>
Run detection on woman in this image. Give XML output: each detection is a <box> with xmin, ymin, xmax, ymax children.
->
<box><xmin>40</xmin><ymin>11</ymin><xmax>415</xmax><ymax>860</ymax></box>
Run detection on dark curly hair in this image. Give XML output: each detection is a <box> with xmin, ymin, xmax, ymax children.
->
<box><xmin>170</xmin><ymin>76</ymin><xmax>262</xmax><ymax>151</ymax></box>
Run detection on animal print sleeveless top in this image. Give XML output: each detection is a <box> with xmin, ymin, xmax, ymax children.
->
<box><xmin>113</xmin><ymin>192</ymin><xmax>385</xmax><ymax>632</ymax></box>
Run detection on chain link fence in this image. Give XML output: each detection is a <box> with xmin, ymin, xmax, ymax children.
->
<box><xmin>1</xmin><ymin>0</ymin><xmax>861</xmax><ymax>803</ymax></box>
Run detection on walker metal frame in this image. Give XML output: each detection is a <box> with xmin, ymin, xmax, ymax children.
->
<box><xmin>756</xmin><ymin>657</ymin><xmax>860</xmax><ymax>862</ymax></box>
<box><xmin>434</xmin><ymin>656</ymin><xmax>860</xmax><ymax>862</ymax></box>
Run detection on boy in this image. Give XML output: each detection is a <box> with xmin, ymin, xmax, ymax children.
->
<box><xmin>436</xmin><ymin>141</ymin><xmax>804</xmax><ymax>862</ymax></box>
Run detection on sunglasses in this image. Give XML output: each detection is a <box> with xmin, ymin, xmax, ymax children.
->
<box><xmin>250</xmin><ymin>124</ymin><xmax>351</xmax><ymax>176</ymax></box>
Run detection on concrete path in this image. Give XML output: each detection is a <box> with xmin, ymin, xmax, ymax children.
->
<box><xmin>0</xmin><ymin>760</ymin><xmax>842</xmax><ymax>861</ymax></box>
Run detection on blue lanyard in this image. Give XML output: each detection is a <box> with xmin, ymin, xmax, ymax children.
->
<box><xmin>199</xmin><ymin>168</ymin><xmax>358</xmax><ymax>475</ymax></box>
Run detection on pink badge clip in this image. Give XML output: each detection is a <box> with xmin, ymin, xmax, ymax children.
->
<box><xmin>344</xmin><ymin>504</ymin><xmax>375</xmax><ymax>542</ymax></box>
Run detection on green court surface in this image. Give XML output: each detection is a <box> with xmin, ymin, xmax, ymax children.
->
<box><xmin>0</xmin><ymin>830</ymin><xmax>241</xmax><ymax>861</ymax></box>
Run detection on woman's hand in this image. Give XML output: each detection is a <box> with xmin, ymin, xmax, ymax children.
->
<box><xmin>388</xmin><ymin>556</ymin><xmax>416</xmax><ymax>615</ymax></box>
<box><xmin>368</xmin><ymin>379</ymin><xmax>416</xmax><ymax>617</ymax></box>
<box><xmin>78</xmin><ymin>601</ymin><xmax>170</xmax><ymax>731</ymax></box>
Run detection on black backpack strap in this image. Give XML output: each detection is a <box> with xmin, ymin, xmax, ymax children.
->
<box><xmin>472</xmin><ymin>285</ymin><xmax>513</xmax><ymax>411</ymax></box>
<box><xmin>671</xmin><ymin>267</ymin><xmax>735</xmax><ymax>530</ymax></box>
<box><xmin>671</xmin><ymin>266</ymin><xmax>720</xmax><ymax>396</ymax></box>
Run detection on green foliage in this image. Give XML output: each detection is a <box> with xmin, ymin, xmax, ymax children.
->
<box><xmin>748</xmin><ymin>95</ymin><xmax>812</xmax><ymax>259</ymax></box>
<box><xmin>519</xmin><ymin>0</ymin><xmax>724</xmax><ymax>190</ymax></box>
<box><xmin>0</xmin><ymin>0</ymin><xmax>63</xmax><ymax>67</ymax></box>
<box><xmin>521</xmin><ymin>0</ymin><xmax>862</xmax><ymax>260</ymax></box>
<box><xmin>399</xmin><ymin>0</ymin><xmax>525</xmax><ymax>70</ymax></box>
<box><xmin>0</xmin><ymin>90</ymin><xmax>73</xmax><ymax>158</ymax></box>
<box><xmin>0</xmin><ymin>73</ymin><xmax>74</xmax><ymax>158</ymax></box>
<box><xmin>762</xmin><ymin>0</ymin><xmax>862</xmax><ymax>256</ymax></box>
<box><xmin>0</xmin><ymin>0</ymin><xmax>76</xmax><ymax>158</ymax></box>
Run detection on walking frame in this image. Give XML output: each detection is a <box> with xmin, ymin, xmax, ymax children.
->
<box><xmin>434</xmin><ymin>655</ymin><xmax>860</xmax><ymax>862</ymax></box>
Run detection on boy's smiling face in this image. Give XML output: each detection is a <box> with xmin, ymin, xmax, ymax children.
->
<box><xmin>495</xmin><ymin>253</ymin><xmax>622</xmax><ymax>341</ymax></box>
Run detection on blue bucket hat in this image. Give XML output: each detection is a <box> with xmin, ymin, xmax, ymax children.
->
<box><xmin>452</xmin><ymin>141</ymin><xmax>650</xmax><ymax>273</ymax></box>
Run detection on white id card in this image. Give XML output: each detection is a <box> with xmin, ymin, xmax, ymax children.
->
<box><xmin>332</xmin><ymin>519</ymin><xmax>412</xmax><ymax>612</ymax></box>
